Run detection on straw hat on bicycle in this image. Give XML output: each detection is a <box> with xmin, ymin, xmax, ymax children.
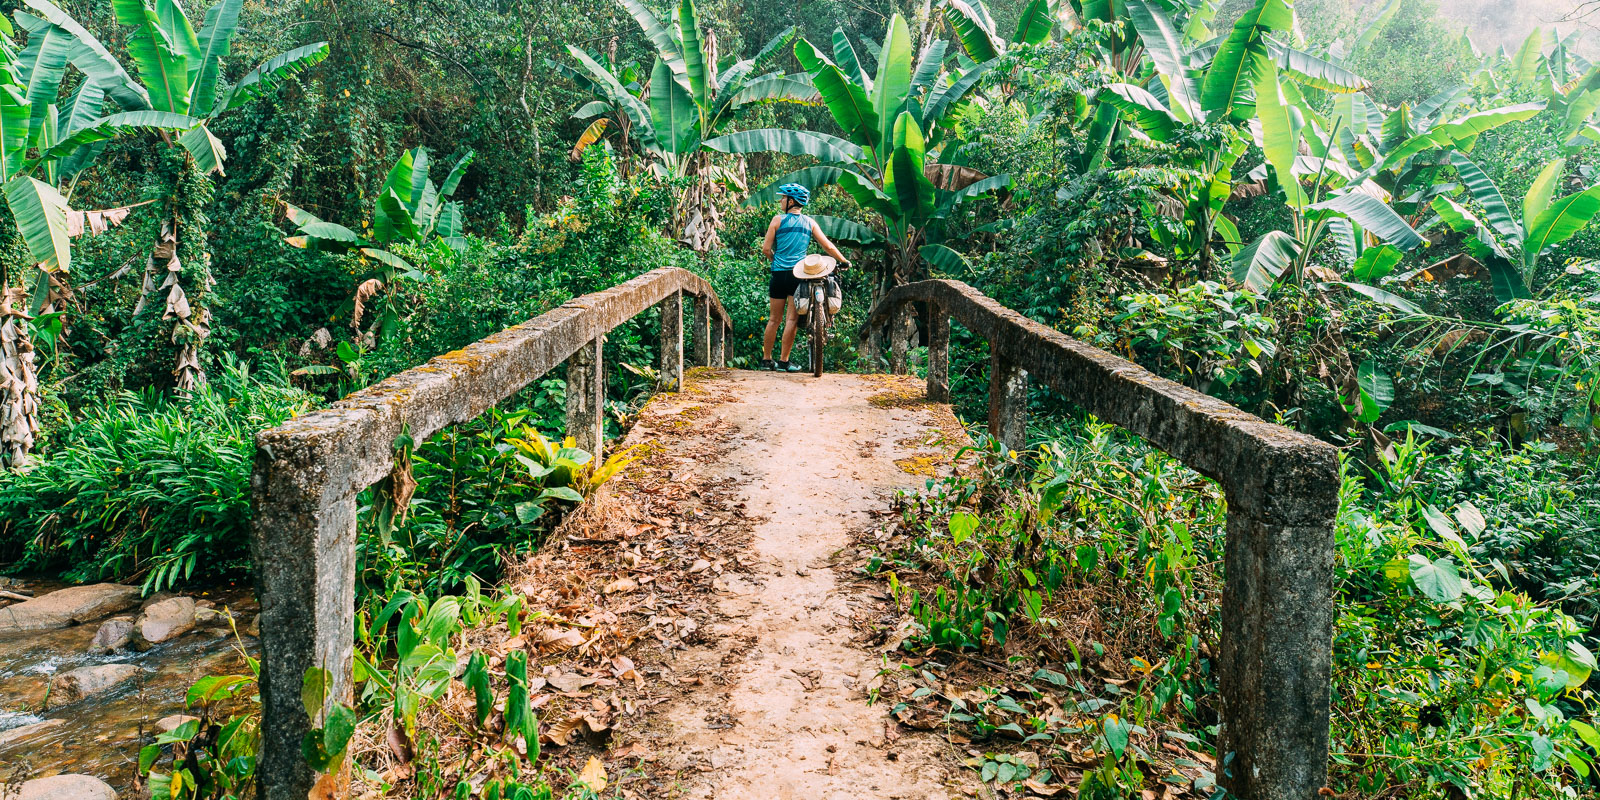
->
<box><xmin>793</xmin><ymin>253</ymin><xmax>838</xmax><ymax>279</ymax></box>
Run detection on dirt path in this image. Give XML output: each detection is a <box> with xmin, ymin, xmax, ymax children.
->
<box><xmin>618</xmin><ymin>369</ymin><xmax>970</xmax><ymax>799</ymax></box>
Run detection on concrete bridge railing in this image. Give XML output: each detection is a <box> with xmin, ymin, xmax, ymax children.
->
<box><xmin>863</xmin><ymin>280</ymin><xmax>1340</xmax><ymax>800</ymax></box>
<box><xmin>248</xmin><ymin>267</ymin><xmax>729</xmax><ymax>799</ymax></box>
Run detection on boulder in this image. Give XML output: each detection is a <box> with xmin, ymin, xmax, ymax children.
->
<box><xmin>17</xmin><ymin>774</ymin><xmax>117</xmax><ymax>800</ymax></box>
<box><xmin>87</xmin><ymin>616</ymin><xmax>134</xmax><ymax>654</ymax></box>
<box><xmin>0</xmin><ymin>717</ymin><xmax>64</xmax><ymax>748</ymax></box>
<box><xmin>48</xmin><ymin>664</ymin><xmax>140</xmax><ymax>708</ymax></box>
<box><xmin>131</xmin><ymin>597</ymin><xmax>196</xmax><ymax>649</ymax></box>
<box><xmin>155</xmin><ymin>714</ymin><xmax>198</xmax><ymax>734</ymax></box>
<box><xmin>0</xmin><ymin>584</ymin><xmax>140</xmax><ymax>633</ymax></box>
<box><xmin>193</xmin><ymin>607</ymin><xmax>232</xmax><ymax>630</ymax></box>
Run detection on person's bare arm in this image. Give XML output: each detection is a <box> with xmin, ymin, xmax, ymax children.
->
<box><xmin>761</xmin><ymin>215</ymin><xmax>782</xmax><ymax>260</ymax></box>
<box><xmin>810</xmin><ymin>219</ymin><xmax>852</xmax><ymax>268</ymax></box>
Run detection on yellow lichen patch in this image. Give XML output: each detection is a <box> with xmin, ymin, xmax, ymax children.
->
<box><xmin>894</xmin><ymin>455</ymin><xmax>940</xmax><ymax>476</ymax></box>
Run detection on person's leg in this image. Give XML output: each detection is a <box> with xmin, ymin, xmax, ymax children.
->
<box><xmin>762</xmin><ymin>297</ymin><xmax>784</xmax><ymax>362</ymax></box>
<box><xmin>779</xmin><ymin>298</ymin><xmax>799</xmax><ymax>361</ymax></box>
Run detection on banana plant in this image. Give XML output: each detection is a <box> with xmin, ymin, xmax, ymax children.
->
<box><xmin>1432</xmin><ymin>154</ymin><xmax>1600</xmax><ymax>303</ymax></box>
<box><xmin>706</xmin><ymin>14</ymin><xmax>1010</xmax><ymax>292</ymax></box>
<box><xmin>283</xmin><ymin>147</ymin><xmax>474</xmax><ymax>342</ymax></box>
<box><xmin>943</xmin><ymin>0</ymin><xmax>1055</xmax><ymax>63</ymax></box>
<box><xmin>560</xmin><ymin>0</ymin><xmax>811</xmax><ymax>250</ymax></box>
<box><xmin>23</xmin><ymin>0</ymin><xmax>328</xmax><ymax>392</ymax></box>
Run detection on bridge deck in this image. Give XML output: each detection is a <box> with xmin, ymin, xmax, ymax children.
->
<box><xmin>581</xmin><ymin>368</ymin><xmax>973</xmax><ymax>798</ymax></box>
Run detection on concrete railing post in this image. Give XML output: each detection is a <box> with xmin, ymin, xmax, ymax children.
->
<box><xmin>692</xmin><ymin>295</ymin><xmax>711</xmax><ymax>367</ymax></box>
<box><xmin>659</xmin><ymin>290</ymin><xmax>683</xmax><ymax>391</ymax></box>
<box><xmin>710</xmin><ymin>322</ymin><xmax>726</xmax><ymax>367</ymax></box>
<box><xmin>1219</xmin><ymin>492</ymin><xmax>1335</xmax><ymax>800</ymax></box>
<box><xmin>565</xmin><ymin>336</ymin><xmax>605</xmax><ymax>457</ymax></box>
<box><xmin>888</xmin><ymin>302</ymin><xmax>912</xmax><ymax>375</ymax></box>
<box><xmin>926</xmin><ymin>302</ymin><xmax>949</xmax><ymax>403</ymax></box>
<box><xmin>987</xmin><ymin>350</ymin><xmax>1027</xmax><ymax>453</ymax></box>
<box><xmin>250</xmin><ymin>481</ymin><xmax>359</xmax><ymax>800</ymax></box>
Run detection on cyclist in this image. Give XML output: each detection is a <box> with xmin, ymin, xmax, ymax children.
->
<box><xmin>759</xmin><ymin>183</ymin><xmax>851</xmax><ymax>372</ymax></box>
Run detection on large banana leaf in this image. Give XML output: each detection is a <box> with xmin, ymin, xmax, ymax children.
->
<box><xmin>153</xmin><ymin>0</ymin><xmax>200</xmax><ymax>65</ymax></box>
<box><xmin>1123</xmin><ymin>0</ymin><xmax>1201</xmax><ymax>121</ymax></box>
<box><xmin>716</xmin><ymin>26</ymin><xmax>795</xmax><ymax>95</ymax></box>
<box><xmin>910</xmin><ymin>40</ymin><xmax>948</xmax><ymax>96</ymax></box>
<box><xmin>55</xmin><ymin>81</ymin><xmax>106</xmax><ymax>177</ymax></box>
<box><xmin>1201</xmin><ymin>0</ymin><xmax>1292</xmax><ymax>121</ymax></box>
<box><xmin>618</xmin><ymin>0</ymin><xmax>683</xmax><ymax>66</ymax></box>
<box><xmin>1099</xmin><ymin>83</ymin><xmax>1178</xmax><ymax>141</ymax></box>
<box><xmin>920</xmin><ymin>242</ymin><xmax>970</xmax><ymax>271</ymax></box>
<box><xmin>675</xmin><ymin>0</ymin><xmax>708</xmax><ymax>107</ymax></box>
<box><xmin>564</xmin><ymin>46</ymin><xmax>653</xmax><ymax>140</ymax></box>
<box><xmin>438</xmin><ymin>150</ymin><xmax>473</xmax><ymax>198</ymax></box>
<box><xmin>1524</xmin><ymin>182</ymin><xmax>1600</xmax><ymax>269</ymax></box>
<box><xmin>120</xmin><ymin>0</ymin><xmax>190</xmax><ymax>114</ymax></box>
<box><xmin>745</xmin><ymin>166</ymin><xmax>847</xmax><ymax>207</ymax></box>
<box><xmin>4</xmin><ymin>175</ymin><xmax>69</xmax><ymax>271</ymax></box>
<box><xmin>883</xmin><ymin>111</ymin><xmax>934</xmax><ymax>227</ymax></box>
<box><xmin>177</xmin><ymin>121</ymin><xmax>225</xmax><ymax>175</ymax></box>
<box><xmin>872</xmin><ymin>14</ymin><xmax>913</xmax><ymax>156</ymax></box>
<box><xmin>832</xmin><ymin>28</ymin><xmax>870</xmax><ymax>91</ymax></box>
<box><xmin>214</xmin><ymin>42</ymin><xmax>329</xmax><ymax>116</ymax></box>
<box><xmin>703</xmin><ymin>128</ymin><xmax>866</xmax><ymax>163</ymax></box>
<box><xmin>1523</xmin><ymin>157</ymin><xmax>1563</xmax><ymax>228</ymax></box>
<box><xmin>923</xmin><ymin>60</ymin><xmax>992</xmax><ymax>127</ymax></box>
<box><xmin>1329</xmin><ymin>281</ymin><xmax>1421</xmax><ymax>313</ymax></box>
<box><xmin>810</xmin><ymin>214</ymin><xmax>884</xmax><ymax>247</ymax></box>
<box><xmin>19</xmin><ymin>22</ymin><xmax>70</xmax><ymax>145</ymax></box>
<box><xmin>28</xmin><ymin>109</ymin><xmax>197</xmax><ymax>167</ymax></box>
<box><xmin>945</xmin><ymin>0</ymin><xmax>1001</xmax><ymax>62</ymax></box>
<box><xmin>938</xmin><ymin>173</ymin><xmax>1010</xmax><ymax>215</ymax></box>
<box><xmin>1011</xmin><ymin>0</ymin><xmax>1054</xmax><ymax>46</ymax></box>
<box><xmin>1254</xmin><ymin>60</ymin><xmax>1308</xmax><ymax>209</ymax></box>
<box><xmin>1311</xmin><ymin>191</ymin><xmax>1425</xmax><ymax>250</ymax></box>
<box><xmin>838</xmin><ymin>169</ymin><xmax>898</xmax><ymax>219</ymax></box>
<box><xmin>1449</xmin><ymin>152</ymin><xmax>1519</xmax><ymax>243</ymax></box>
<box><xmin>1414</xmin><ymin>84</ymin><xmax>1468</xmax><ymax>127</ymax></box>
<box><xmin>1378</xmin><ymin>102</ymin><xmax>1545</xmax><ymax>169</ymax></box>
<box><xmin>376</xmin><ymin>190</ymin><xmax>419</xmax><ymax>243</ymax></box>
<box><xmin>797</xmin><ymin>50</ymin><xmax>878</xmax><ymax>152</ymax></box>
<box><xmin>1351</xmin><ymin>0</ymin><xmax>1401</xmax><ymax>54</ymax></box>
<box><xmin>649</xmin><ymin>58</ymin><xmax>696</xmax><ymax>155</ymax></box>
<box><xmin>188</xmin><ymin>0</ymin><xmax>241</xmax><ymax>116</ymax></box>
<box><xmin>1512</xmin><ymin>28</ymin><xmax>1543</xmax><ymax>86</ymax></box>
<box><xmin>1274</xmin><ymin>45</ymin><xmax>1368</xmax><ymax>92</ymax></box>
<box><xmin>1231</xmin><ymin>229</ymin><xmax>1299</xmax><ymax>292</ymax></box>
<box><xmin>21</xmin><ymin>1</ymin><xmax>149</xmax><ymax>111</ymax></box>
<box><xmin>375</xmin><ymin>152</ymin><xmax>417</xmax><ymax>243</ymax></box>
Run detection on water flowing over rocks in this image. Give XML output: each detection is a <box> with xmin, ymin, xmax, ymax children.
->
<box><xmin>131</xmin><ymin>597</ymin><xmax>196</xmax><ymax>649</ymax></box>
<box><xmin>47</xmin><ymin>664</ymin><xmax>141</xmax><ymax>709</ymax></box>
<box><xmin>0</xmin><ymin>585</ymin><xmax>140</xmax><ymax>633</ymax></box>
<box><xmin>87</xmin><ymin>617</ymin><xmax>134</xmax><ymax>655</ymax></box>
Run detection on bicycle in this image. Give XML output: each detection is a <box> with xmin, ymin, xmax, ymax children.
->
<box><xmin>792</xmin><ymin>255</ymin><xmax>847</xmax><ymax>377</ymax></box>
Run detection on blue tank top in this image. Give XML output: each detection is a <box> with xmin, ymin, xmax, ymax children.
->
<box><xmin>771</xmin><ymin>213</ymin><xmax>813</xmax><ymax>272</ymax></box>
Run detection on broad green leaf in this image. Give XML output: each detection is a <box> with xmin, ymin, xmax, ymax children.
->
<box><xmin>1523</xmin><ymin>157</ymin><xmax>1564</xmax><ymax>229</ymax></box>
<box><xmin>1415</xmin><ymin>84</ymin><xmax>1469</xmax><ymax>126</ymax></box>
<box><xmin>1352</xmin><ymin>0</ymin><xmax>1401</xmax><ymax>54</ymax></box>
<box><xmin>649</xmin><ymin>58</ymin><xmax>695</xmax><ymax>155</ymax></box>
<box><xmin>1330</xmin><ymin>281</ymin><xmax>1422</xmax><ymax>313</ymax></box>
<box><xmin>301</xmin><ymin>666</ymin><xmax>331</xmax><ymax>718</ymax></box>
<box><xmin>745</xmin><ymin>166</ymin><xmax>846</xmax><ymax>207</ymax></box>
<box><xmin>177</xmin><ymin>122</ymin><xmax>225</xmax><ymax>175</ymax></box>
<box><xmin>1349</xmin><ymin>244</ymin><xmax>1402</xmax><ymax>281</ymax></box>
<box><xmin>941</xmin><ymin>173</ymin><xmax>1010</xmax><ymax>213</ymax></box>
<box><xmin>831</xmin><ymin>28</ymin><xmax>869</xmax><ymax>90</ymax></box>
<box><xmin>21</xmin><ymin>1</ymin><xmax>151</xmax><ymax>111</ymax></box>
<box><xmin>884</xmin><ymin>111</ymin><xmax>935</xmax><ymax>227</ymax></box>
<box><xmin>920</xmin><ymin>242</ymin><xmax>969</xmax><ymax>271</ymax></box>
<box><xmin>923</xmin><ymin>60</ymin><xmax>992</xmax><ymax>128</ymax></box>
<box><xmin>153</xmin><ymin>0</ymin><xmax>201</xmax><ymax>67</ymax></box>
<box><xmin>703</xmin><ymin>128</ymin><xmax>866</xmax><ymax>163</ymax></box>
<box><xmin>717</xmin><ymin>26</ymin><xmax>795</xmax><ymax>94</ymax></box>
<box><xmin>1201</xmin><ymin>0</ymin><xmax>1292</xmax><ymax>121</ymax></box>
<box><xmin>1275</xmin><ymin>45</ymin><xmax>1368</xmax><ymax>92</ymax></box>
<box><xmin>1123</xmin><ymin>0</ymin><xmax>1201</xmax><ymax>120</ymax></box>
<box><xmin>619</xmin><ymin>0</ymin><xmax>682</xmax><ymax>65</ymax></box>
<box><xmin>810</xmin><ymin>214</ymin><xmax>884</xmax><ymax>247</ymax></box>
<box><xmin>1011</xmin><ymin>0</ymin><xmax>1054</xmax><ymax>46</ymax></box>
<box><xmin>121</xmin><ymin>0</ymin><xmax>191</xmax><ymax>114</ymax></box>
<box><xmin>1525</xmin><ymin>183</ymin><xmax>1600</xmax><ymax>265</ymax></box>
<box><xmin>796</xmin><ymin>42</ymin><xmax>879</xmax><ymax>152</ymax></box>
<box><xmin>375</xmin><ymin>151</ymin><xmax>415</xmax><ymax>240</ymax></box>
<box><xmin>871</xmin><ymin>14</ymin><xmax>913</xmax><ymax>156</ymax></box>
<box><xmin>299</xmin><ymin>221</ymin><xmax>359</xmax><ymax>245</ymax></box>
<box><xmin>1407</xmin><ymin>554</ymin><xmax>1464</xmax><ymax>603</ymax></box>
<box><xmin>188</xmin><ymin>0</ymin><xmax>241</xmax><ymax>116</ymax></box>
<box><xmin>1378</xmin><ymin>103</ymin><xmax>1545</xmax><ymax>173</ymax></box>
<box><xmin>728</xmin><ymin>74</ymin><xmax>819</xmax><ymax>107</ymax></box>
<box><xmin>4</xmin><ymin>175</ymin><xmax>69</xmax><ymax>272</ymax></box>
<box><xmin>19</xmin><ymin>22</ymin><xmax>71</xmax><ymax>145</ymax></box>
<box><xmin>0</xmin><ymin>85</ymin><xmax>28</xmax><ymax>182</ymax></box>
<box><xmin>910</xmin><ymin>39</ymin><xmax>948</xmax><ymax>96</ymax></box>
<box><xmin>944</xmin><ymin>0</ymin><xmax>1001</xmax><ymax>62</ymax></box>
<box><xmin>838</xmin><ymin>169</ymin><xmax>898</xmax><ymax>219</ymax></box>
<box><xmin>1513</xmin><ymin>28</ymin><xmax>1543</xmax><ymax>86</ymax></box>
<box><xmin>1355</xmin><ymin>359</ymin><xmax>1393</xmax><ymax>423</ymax></box>
<box><xmin>1310</xmin><ymin>192</ymin><xmax>1425</xmax><ymax>250</ymax></box>
<box><xmin>29</xmin><ymin>109</ymin><xmax>199</xmax><ymax>168</ymax></box>
<box><xmin>1231</xmin><ymin>230</ymin><xmax>1299</xmax><ymax>292</ymax></box>
<box><xmin>57</xmin><ymin>74</ymin><xmax>105</xmax><ymax>137</ymax></box>
<box><xmin>564</xmin><ymin>46</ymin><xmax>653</xmax><ymax>141</ymax></box>
<box><xmin>1099</xmin><ymin>83</ymin><xmax>1178</xmax><ymax>141</ymax></box>
<box><xmin>215</xmin><ymin>42</ymin><xmax>330</xmax><ymax>116</ymax></box>
<box><xmin>1255</xmin><ymin>59</ymin><xmax>1308</xmax><ymax>209</ymax></box>
<box><xmin>1449</xmin><ymin>152</ymin><xmax>1519</xmax><ymax>243</ymax></box>
<box><xmin>675</xmin><ymin>0</ymin><xmax>707</xmax><ymax>107</ymax></box>
<box><xmin>375</xmin><ymin>191</ymin><xmax>419</xmax><ymax>244</ymax></box>
<box><xmin>438</xmin><ymin>150</ymin><xmax>472</xmax><ymax>198</ymax></box>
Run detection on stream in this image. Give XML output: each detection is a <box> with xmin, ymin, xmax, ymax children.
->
<box><xmin>0</xmin><ymin>578</ymin><xmax>257</xmax><ymax>794</ymax></box>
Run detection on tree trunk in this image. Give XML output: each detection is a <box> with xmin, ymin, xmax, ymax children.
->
<box><xmin>0</xmin><ymin>287</ymin><xmax>39</xmax><ymax>470</ymax></box>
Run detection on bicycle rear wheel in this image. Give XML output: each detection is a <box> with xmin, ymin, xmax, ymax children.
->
<box><xmin>810</xmin><ymin>283</ymin><xmax>826</xmax><ymax>377</ymax></box>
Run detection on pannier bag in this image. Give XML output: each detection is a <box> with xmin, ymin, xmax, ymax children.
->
<box><xmin>826</xmin><ymin>277</ymin><xmax>842</xmax><ymax>315</ymax></box>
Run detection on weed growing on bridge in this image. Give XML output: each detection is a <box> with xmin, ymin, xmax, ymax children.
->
<box><xmin>862</xmin><ymin>423</ymin><xmax>1599</xmax><ymax>799</ymax></box>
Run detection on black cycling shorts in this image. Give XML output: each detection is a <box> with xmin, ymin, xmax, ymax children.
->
<box><xmin>768</xmin><ymin>269</ymin><xmax>800</xmax><ymax>300</ymax></box>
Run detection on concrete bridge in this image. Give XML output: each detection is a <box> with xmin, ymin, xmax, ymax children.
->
<box><xmin>249</xmin><ymin>267</ymin><xmax>1338</xmax><ymax>799</ymax></box>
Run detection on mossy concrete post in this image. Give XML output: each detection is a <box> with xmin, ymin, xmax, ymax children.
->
<box><xmin>926</xmin><ymin>302</ymin><xmax>950</xmax><ymax>403</ymax></box>
<box><xmin>888</xmin><ymin>302</ymin><xmax>912</xmax><ymax>375</ymax></box>
<box><xmin>659</xmin><ymin>290</ymin><xmax>683</xmax><ymax>391</ymax></box>
<box><xmin>692</xmin><ymin>296</ymin><xmax>711</xmax><ymax>367</ymax></box>
<box><xmin>250</xmin><ymin>472</ymin><xmax>358</xmax><ymax>800</ymax></box>
<box><xmin>987</xmin><ymin>350</ymin><xmax>1027</xmax><ymax>453</ymax></box>
<box><xmin>565</xmin><ymin>336</ymin><xmax>604</xmax><ymax>457</ymax></box>
<box><xmin>710</xmin><ymin>321</ymin><xmax>726</xmax><ymax>367</ymax></box>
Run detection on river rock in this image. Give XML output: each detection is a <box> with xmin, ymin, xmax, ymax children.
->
<box><xmin>87</xmin><ymin>616</ymin><xmax>134</xmax><ymax>654</ymax></box>
<box><xmin>132</xmin><ymin>597</ymin><xmax>196</xmax><ymax>649</ymax></box>
<box><xmin>48</xmin><ymin>663</ymin><xmax>140</xmax><ymax>708</ymax></box>
<box><xmin>156</xmin><ymin>713</ymin><xmax>198</xmax><ymax>733</ymax></box>
<box><xmin>244</xmin><ymin>614</ymin><xmax>260</xmax><ymax>638</ymax></box>
<box><xmin>17</xmin><ymin>774</ymin><xmax>117</xmax><ymax>799</ymax></box>
<box><xmin>193</xmin><ymin>607</ymin><xmax>232</xmax><ymax>630</ymax></box>
<box><xmin>0</xmin><ymin>584</ymin><xmax>140</xmax><ymax>632</ymax></box>
<box><xmin>0</xmin><ymin>717</ymin><xmax>64</xmax><ymax>748</ymax></box>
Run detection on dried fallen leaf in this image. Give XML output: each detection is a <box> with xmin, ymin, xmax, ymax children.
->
<box><xmin>547</xmin><ymin>671</ymin><xmax>597</xmax><ymax>693</ymax></box>
<box><xmin>1024</xmin><ymin>778</ymin><xmax>1065</xmax><ymax>796</ymax></box>
<box><xmin>574</xmin><ymin>756</ymin><xmax>607</xmax><ymax>792</ymax></box>
<box><xmin>539</xmin><ymin>627</ymin><xmax>585</xmax><ymax>649</ymax></box>
<box><xmin>604</xmin><ymin>577</ymin><xmax>638</xmax><ymax>594</ymax></box>
<box><xmin>544</xmin><ymin>716</ymin><xmax>584</xmax><ymax>747</ymax></box>
<box><xmin>689</xmin><ymin>559</ymin><xmax>711</xmax><ymax>573</ymax></box>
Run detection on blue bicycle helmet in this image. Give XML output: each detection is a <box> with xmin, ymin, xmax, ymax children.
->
<box><xmin>776</xmin><ymin>183</ymin><xmax>810</xmax><ymax>206</ymax></box>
